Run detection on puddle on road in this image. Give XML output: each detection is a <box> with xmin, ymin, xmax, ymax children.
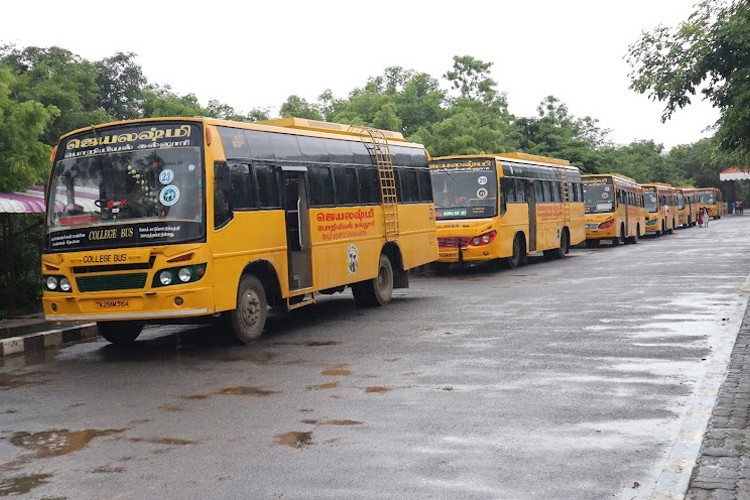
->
<box><xmin>321</xmin><ymin>365</ymin><xmax>352</xmax><ymax>376</ymax></box>
<box><xmin>324</xmin><ymin>419</ymin><xmax>364</xmax><ymax>426</ymax></box>
<box><xmin>364</xmin><ymin>386</ymin><xmax>391</xmax><ymax>394</ymax></box>
<box><xmin>304</xmin><ymin>341</ymin><xmax>342</xmax><ymax>347</ymax></box>
<box><xmin>0</xmin><ymin>371</ymin><xmax>51</xmax><ymax>389</ymax></box>
<box><xmin>0</xmin><ymin>472</ymin><xmax>53</xmax><ymax>495</ymax></box>
<box><xmin>306</xmin><ymin>382</ymin><xmax>339</xmax><ymax>391</ymax></box>
<box><xmin>275</xmin><ymin>431</ymin><xmax>313</xmax><ymax>448</ymax></box>
<box><xmin>181</xmin><ymin>393</ymin><xmax>210</xmax><ymax>400</ymax></box>
<box><xmin>130</xmin><ymin>437</ymin><xmax>197</xmax><ymax>446</ymax></box>
<box><xmin>218</xmin><ymin>386</ymin><xmax>278</xmax><ymax>396</ymax></box>
<box><xmin>91</xmin><ymin>465</ymin><xmax>126</xmax><ymax>473</ymax></box>
<box><xmin>159</xmin><ymin>403</ymin><xmax>185</xmax><ymax>412</ymax></box>
<box><xmin>9</xmin><ymin>428</ymin><xmax>125</xmax><ymax>458</ymax></box>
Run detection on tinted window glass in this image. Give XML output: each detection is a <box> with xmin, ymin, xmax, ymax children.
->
<box><xmin>515</xmin><ymin>179</ymin><xmax>527</xmax><ymax>202</ymax></box>
<box><xmin>246</xmin><ymin>130</ymin><xmax>275</xmax><ymax>159</ymax></box>
<box><xmin>352</xmin><ymin>141</ymin><xmax>372</xmax><ymax>165</ymax></box>
<box><xmin>326</xmin><ymin>139</ymin><xmax>355</xmax><ymax>163</ymax></box>
<box><xmin>334</xmin><ymin>167</ymin><xmax>359</xmax><ymax>205</ymax></box>
<box><xmin>213</xmin><ymin>161</ymin><xmax>233</xmax><ymax>228</ymax></box>
<box><xmin>256</xmin><ymin>164</ymin><xmax>280</xmax><ymax>208</ymax></box>
<box><xmin>218</xmin><ymin>128</ymin><xmax>253</xmax><ymax>159</ymax></box>
<box><xmin>417</xmin><ymin>169</ymin><xmax>433</xmax><ymax>202</ymax></box>
<box><xmin>503</xmin><ymin>177</ymin><xmax>517</xmax><ymax>203</ymax></box>
<box><xmin>398</xmin><ymin>168</ymin><xmax>420</xmax><ymax>202</ymax></box>
<box><xmin>230</xmin><ymin>163</ymin><xmax>256</xmax><ymax>210</ymax></box>
<box><xmin>535</xmin><ymin>181</ymin><xmax>544</xmax><ymax>202</ymax></box>
<box><xmin>270</xmin><ymin>133</ymin><xmax>303</xmax><ymax>160</ymax></box>
<box><xmin>360</xmin><ymin>167</ymin><xmax>381</xmax><ymax>204</ymax></box>
<box><xmin>309</xmin><ymin>166</ymin><xmax>335</xmax><ymax>206</ymax></box>
<box><xmin>298</xmin><ymin>136</ymin><xmax>330</xmax><ymax>162</ymax></box>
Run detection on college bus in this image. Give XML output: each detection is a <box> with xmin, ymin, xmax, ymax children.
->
<box><xmin>698</xmin><ymin>187</ymin><xmax>725</xmax><ymax>219</ymax></box>
<box><xmin>642</xmin><ymin>183</ymin><xmax>679</xmax><ymax>235</ymax></box>
<box><xmin>41</xmin><ymin>117</ymin><xmax>437</xmax><ymax>344</ymax></box>
<box><xmin>429</xmin><ymin>152</ymin><xmax>585</xmax><ymax>269</ymax></box>
<box><xmin>676</xmin><ymin>186</ymin><xmax>700</xmax><ymax>227</ymax></box>
<box><xmin>582</xmin><ymin>173</ymin><xmax>645</xmax><ymax>247</ymax></box>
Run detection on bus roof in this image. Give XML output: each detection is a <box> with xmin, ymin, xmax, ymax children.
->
<box><xmin>58</xmin><ymin>116</ymin><xmax>414</xmax><ymax>146</ymax></box>
<box><xmin>257</xmin><ymin>117</ymin><xmax>407</xmax><ymax>142</ymax></box>
<box><xmin>431</xmin><ymin>152</ymin><xmax>571</xmax><ymax>167</ymax></box>
<box><xmin>583</xmin><ymin>173</ymin><xmax>639</xmax><ymax>185</ymax></box>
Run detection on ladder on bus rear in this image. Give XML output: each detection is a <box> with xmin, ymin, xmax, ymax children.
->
<box><xmin>356</xmin><ymin>127</ymin><xmax>399</xmax><ymax>241</ymax></box>
<box><xmin>560</xmin><ymin>168</ymin><xmax>571</xmax><ymax>223</ymax></box>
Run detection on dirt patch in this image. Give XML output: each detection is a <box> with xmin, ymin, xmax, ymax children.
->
<box><xmin>0</xmin><ymin>473</ymin><xmax>53</xmax><ymax>495</ymax></box>
<box><xmin>218</xmin><ymin>386</ymin><xmax>278</xmax><ymax>396</ymax></box>
<box><xmin>275</xmin><ymin>431</ymin><xmax>313</xmax><ymax>448</ymax></box>
<box><xmin>9</xmin><ymin>428</ymin><xmax>125</xmax><ymax>458</ymax></box>
<box><xmin>364</xmin><ymin>386</ymin><xmax>391</xmax><ymax>394</ymax></box>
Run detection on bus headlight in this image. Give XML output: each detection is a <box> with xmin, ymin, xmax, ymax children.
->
<box><xmin>46</xmin><ymin>276</ymin><xmax>58</xmax><ymax>290</ymax></box>
<box><xmin>152</xmin><ymin>263</ymin><xmax>207</xmax><ymax>288</ymax></box>
<box><xmin>159</xmin><ymin>271</ymin><xmax>173</xmax><ymax>286</ymax></box>
<box><xmin>59</xmin><ymin>277</ymin><xmax>72</xmax><ymax>292</ymax></box>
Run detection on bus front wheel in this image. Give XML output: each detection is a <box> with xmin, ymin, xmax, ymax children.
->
<box><xmin>231</xmin><ymin>274</ymin><xmax>267</xmax><ymax>344</ymax></box>
<box><xmin>352</xmin><ymin>254</ymin><xmax>393</xmax><ymax>307</ymax></box>
<box><xmin>97</xmin><ymin>321</ymin><xmax>144</xmax><ymax>345</ymax></box>
<box><xmin>504</xmin><ymin>234</ymin><xmax>523</xmax><ymax>269</ymax></box>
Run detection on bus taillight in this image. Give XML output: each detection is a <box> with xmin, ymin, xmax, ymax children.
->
<box><xmin>469</xmin><ymin>230</ymin><xmax>497</xmax><ymax>247</ymax></box>
<box><xmin>598</xmin><ymin>219</ymin><xmax>615</xmax><ymax>230</ymax></box>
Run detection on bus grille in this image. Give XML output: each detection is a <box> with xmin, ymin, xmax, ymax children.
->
<box><xmin>76</xmin><ymin>273</ymin><xmax>148</xmax><ymax>292</ymax></box>
<box><xmin>438</xmin><ymin>237</ymin><xmax>468</xmax><ymax>250</ymax></box>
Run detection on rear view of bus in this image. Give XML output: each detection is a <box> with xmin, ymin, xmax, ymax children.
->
<box><xmin>582</xmin><ymin>174</ymin><xmax>645</xmax><ymax>247</ymax></box>
<box><xmin>429</xmin><ymin>152</ymin><xmax>584</xmax><ymax>270</ymax></box>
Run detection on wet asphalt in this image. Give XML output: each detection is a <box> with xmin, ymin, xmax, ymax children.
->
<box><xmin>1</xmin><ymin>216</ymin><xmax>749</xmax><ymax>499</ymax></box>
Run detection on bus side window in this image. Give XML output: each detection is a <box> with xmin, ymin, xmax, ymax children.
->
<box><xmin>214</xmin><ymin>161</ymin><xmax>233</xmax><ymax>228</ymax></box>
<box><xmin>503</xmin><ymin>177</ymin><xmax>516</xmax><ymax>203</ymax></box>
<box><xmin>515</xmin><ymin>179</ymin><xmax>526</xmax><ymax>202</ymax></box>
<box><xmin>256</xmin><ymin>164</ymin><xmax>281</xmax><ymax>209</ymax></box>
<box><xmin>229</xmin><ymin>163</ymin><xmax>256</xmax><ymax>210</ymax></box>
<box><xmin>417</xmin><ymin>169</ymin><xmax>433</xmax><ymax>202</ymax></box>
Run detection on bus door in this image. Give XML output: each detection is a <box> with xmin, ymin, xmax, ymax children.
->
<box><xmin>282</xmin><ymin>166</ymin><xmax>312</xmax><ymax>291</ymax></box>
<box><xmin>527</xmin><ymin>180</ymin><xmax>537</xmax><ymax>252</ymax></box>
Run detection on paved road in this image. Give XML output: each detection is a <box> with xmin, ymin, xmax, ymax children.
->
<box><xmin>1</xmin><ymin>216</ymin><xmax>749</xmax><ymax>499</ymax></box>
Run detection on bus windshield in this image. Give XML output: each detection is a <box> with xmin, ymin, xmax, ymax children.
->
<box><xmin>644</xmin><ymin>190</ymin><xmax>659</xmax><ymax>213</ymax></box>
<box><xmin>45</xmin><ymin>147</ymin><xmax>204</xmax><ymax>251</ymax></box>
<box><xmin>431</xmin><ymin>169</ymin><xmax>497</xmax><ymax>220</ymax></box>
<box><xmin>583</xmin><ymin>179</ymin><xmax>615</xmax><ymax>214</ymax></box>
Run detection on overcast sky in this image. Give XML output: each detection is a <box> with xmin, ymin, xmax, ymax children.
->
<box><xmin>2</xmin><ymin>0</ymin><xmax>717</xmax><ymax>151</ymax></box>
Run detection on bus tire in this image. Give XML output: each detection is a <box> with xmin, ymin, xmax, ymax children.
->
<box><xmin>504</xmin><ymin>234</ymin><xmax>523</xmax><ymax>269</ymax></box>
<box><xmin>545</xmin><ymin>229</ymin><xmax>568</xmax><ymax>259</ymax></box>
<box><xmin>97</xmin><ymin>321</ymin><xmax>144</xmax><ymax>345</ymax></box>
<box><xmin>629</xmin><ymin>229</ymin><xmax>639</xmax><ymax>244</ymax></box>
<box><xmin>231</xmin><ymin>274</ymin><xmax>267</xmax><ymax>344</ymax></box>
<box><xmin>352</xmin><ymin>254</ymin><xmax>393</xmax><ymax>307</ymax></box>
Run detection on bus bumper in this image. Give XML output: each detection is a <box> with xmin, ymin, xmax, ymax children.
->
<box><xmin>42</xmin><ymin>286</ymin><xmax>215</xmax><ymax>322</ymax></box>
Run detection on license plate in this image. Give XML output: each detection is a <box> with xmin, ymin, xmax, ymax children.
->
<box><xmin>94</xmin><ymin>299</ymin><xmax>131</xmax><ymax>310</ymax></box>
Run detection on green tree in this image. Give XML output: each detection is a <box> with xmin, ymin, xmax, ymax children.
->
<box><xmin>141</xmin><ymin>85</ymin><xmax>205</xmax><ymax>117</ymax></box>
<box><xmin>0</xmin><ymin>64</ymin><xmax>58</xmax><ymax>191</ymax></box>
<box><xmin>627</xmin><ymin>0</ymin><xmax>750</xmax><ymax>157</ymax></box>
<box><xmin>0</xmin><ymin>45</ymin><xmax>110</xmax><ymax>144</ymax></box>
<box><xmin>279</xmin><ymin>95</ymin><xmax>323</xmax><ymax>120</ymax></box>
<box><xmin>95</xmin><ymin>52</ymin><xmax>146</xmax><ymax>120</ymax></box>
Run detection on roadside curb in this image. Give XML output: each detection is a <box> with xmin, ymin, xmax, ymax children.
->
<box><xmin>0</xmin><ymin>323</ymin><xmax>98</xmax><ymax>359</ymax></box>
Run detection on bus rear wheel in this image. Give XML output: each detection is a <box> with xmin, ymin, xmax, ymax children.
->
<box><xmin>97</xmin><ymin>321</ymin><xmax>144</xmax><ymax>345</ymax></box>
<box><xmin>352</xmin><ymin>254</ymin><xmax>393</xmax><ymax>307</ymax></box>
<box><xmin>585</xmin><ymin>239</ymin><xmax>600</xmax><ymax>248</ymax></box>
<box><xmin>628</xmin><ymin>229</ymin><xmax>639</xmax><ymax>244</ymax></box>
<box><xmin>231</xmin><ymin>274</ymin><xmax>267</xmax><ymax>344</ymax></box>
<box><xmin>544</xmin><ymin>230</ymin><xmax>568</xmax><ymax>259</ymax></box>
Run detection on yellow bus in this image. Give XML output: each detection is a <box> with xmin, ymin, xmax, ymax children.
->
<box><xmin>582</xmin><ymin>173</ymin><xmax>646</xmax><ymax>247</ymax></box>
<box><xmin>676</xmin><ymin>186</ymin><xmax>700</xmax><ymax>227</ymax></box>
<box><xmin>642</xmin><ymin>183</ymin><xmax>679</xmax><ymax>236</ymax></box>
<box><xmin>698</xmin><ymin>187</ymin><xmax>725</xmax><ymax>219</ymax></box>
<box><xmin>429</xmin><ymin>152</ymin><xmax>585</xmax><ymax>269</ymax></box>
<box><xmin>41</xmin><ymin>117</ymin><xmax>437</xmax><ymax>344</ymax></box>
